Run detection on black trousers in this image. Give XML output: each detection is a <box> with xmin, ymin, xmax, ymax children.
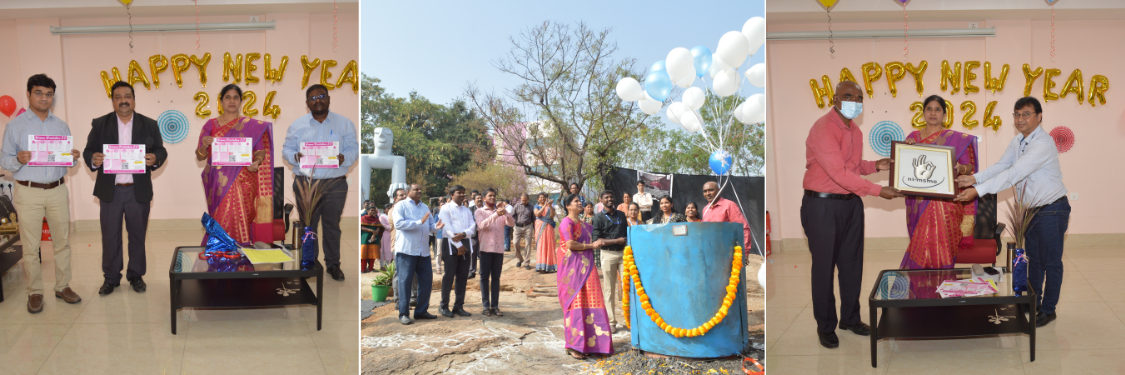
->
<box><xmin>293</xmin><ymin>177</ymin><xmax>347</xmax><ymax>268</ymax></box>
<box><xmin>440</xmin><ymin>238</ymin><xmax>471</xmax><ymax>310</ymax></box>
<box><xmin>800</xmin><ymin>194</ymin><xmax>865</xmax><ymax>334</ymax></box>
<box><xmin>480</xmin><ymin>252</ymin><xmax>504</xmax><ymax>309</ymax></box>
<box><xmin>100</xmin><ymin>185</ymin><xmax>150</xmax><ymax>284</ymax></box>
<box><xmin>468</xmin><ymin>236</ymin><xmax>479</xmax><ymax>273</ymax></box>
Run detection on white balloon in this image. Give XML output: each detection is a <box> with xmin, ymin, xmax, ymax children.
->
<box><xmin>680</xmin><ymin>109</ymin><xmax>703</xmax><ymax>133</ymax></box>
<box><xmin>639</xmin><ymin>94</ymin><xmax>662</xmax><ymax>115</ymax></box>
<box><xmin>746</xmin><ymin>63</ymin><xmax>766</xmax><ymax>88</ymax></box>
<box><xmin>708</xmin><ymin>55</ymin><xmax>733</xmax><ymax>79</ymax></box>
<box><xmin>754</xmin><ymin>92</ymin><xmax>766</xmax><ymax>107</ymax></box>
<box><xmin>675</xmin><ymin>74</ymin><xmax>695</xmax><ymax>88</ymax></box>
<box><xmin>667</xmin><ymin>102</ymin><xmax>690</xmax><ymax>125</ymax></box>
<box><xmin>665</xmin><ymin>47</ymin><xmax>695</xmax><ymax>83</ymax></box>
<box><xmin>757</xmin><ymin>261</ymin><xmax>766</xmax><ymax>289</ymax></box>
<box><xmin>615</xmin><ymin>77</ymin><xmax>645</xmax><ymax>102</ymax></box>
<box><xmin>743</xmin><ymin>17</ymin><xmax>766</xmax><ymax>57</ymax></box>
<box><xmin>713</xmin><ymin>69</ymin><xmax>741</xmax><ymax>97</ymax></box>
<box><xmin>716</xmin><ymin>31</ymin><xmax>751</xmax><ymax>68</ymax></box>
<box><xmin>733</xmin><ymin>101</ymin><xmax>748</xmax><ymax>123</ymax></box>
<box><xmin>745</xmin><ymin>99</ymin><xmax>763</xmax><ymax>125</ymax></box>
<box><xmin>682</xmin><ymin>87</ymin><xmax>706</xmax><ymax>110</ymax></box>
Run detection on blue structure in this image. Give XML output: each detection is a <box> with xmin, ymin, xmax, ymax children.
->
<box><xmin>627</xmin><ymin>222</ymin><xmax>748</xmax><ymax>358</ymax></box>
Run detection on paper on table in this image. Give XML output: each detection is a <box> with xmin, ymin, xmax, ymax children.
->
<box><xmin>103</xmin><ymin>144</ymin><xmax>146</xmax><ymax>174</ymax></box>
<box><xmin>27</xmin><ymin>135</ymin><xmax>73</xmax><ymax>166</ymax></box>
<box><xmin>240</xmin><ymin>247</ymin><xmax>295</xmax><ymax>264</ymax></box>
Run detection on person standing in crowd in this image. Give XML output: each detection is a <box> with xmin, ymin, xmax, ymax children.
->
<box><xmin>685</xmin><ymin>202</ymin><xmax>702</xmax><ymax>222</ymax></box>
<box><xmin>556</xmin><ymin>193</ymin><xmax>613</xmax><ymax>359</ymax></box>
<box><xmin>469</xmin><ymin>190</ymin><xmax>480</xmax><ymax>208</ymax></box>
<box><xmin>438</xmin><ymin>185</ymin><xmax>475</xmax><ymax>318</ymax></box>
<box><xmin>634</xmin><ymin>181</ymin><xmax>654</xmax><ymax>222</ymax></box>
<box><xmin>955</xmin><ymin>96</ymin><xmax>1070</xmax><ymax>328</ymax></box>
<box><xmin>504</xmin><ymin>200</ymin><xmax>513</xmax><ymax>254</ymax></box>
<box><xmin>84</xmin><ymin>81</ymin><xmax>167</xmax><ymax>295</ymax></box>
<box><xmin>649</xmin><ymin>196</ymin><xmax>686</xmax><ymax>224</ymax></box>
<box><xmin>617</xmin><ymin>193</ymin><xmax>633</xmax><ymax>214</ymax></box>
<box><xmin>432</xmin><ymin>196</ymin><xmax>448</xmax><ymax>275</ymax></box>
<box><xmin>360</xmin><ymin>207</ymin><xmax>384</xmax><ymax>273</ymax></box>
<box><xmin>282</xmin><ymin>84</ymin><xmax>358</xmax><ymax>281</ymax></box>
<box><xmin>196</xmin><ymin>84</ymin><xmax>273</xmax><ymax>246</ymax></box>
<box><xmin>512</xmin><ymin>193</ymin><xmax>536</xmax><ymax>269</ymax></box>
<box><xmin>582</xmin><ymin>202</ymin><xmax>600</xmax><ymax>269</ymax></box>
<box><xmin>467</xmin><ymin>192</ymin><xmax>484</xmax><ymax>279</ymax></box>
<box><xmin>380</xmin><ymin>203</ymin><xmax>394</xmax><ymax>269</ymax></box>
<box><xmin>801</xmin><ymin>80</ymin><xmax>900</xmax><ymax>349</ymax></box>
<box><xmin>393</xmin><ymin>183</ymin><xmax>442</xmax><ymax>325</ymax></box>
<box><xmin>475</xmin><ymin>188</ymin><xmax>514</xmax><ymax>316</ymax></box>
<box><xmin>569</xmin><ymin>183</ymin><xmax>586</xmax><ymax>207</ymax></box>
<box><xmin>592</xmin><ymin>190</ymin><xmax>628</xmax><ymax>333</ymax></box>
<box><xmin>534</xmin><ymin>192</ymin><xmax>558</xmax><ymax>273</ymax></box>
<box><xmin>702</xmin><ymin>181</ymin><xmax>753</xmax><ymax>252</ymax></box>
<box><xmin>627</xmin><ymin>202</ymin><xmax>642</xmax><ymax>227</ymax></box>
<box><xmin>3</xmin><ymin>74</ymin><xmax>83</xmax><ymax>313</ymax></box>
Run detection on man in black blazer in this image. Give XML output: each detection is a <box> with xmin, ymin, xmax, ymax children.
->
<box><xmin>82</xmin><ymin>81</ymin><xmax>167</xmax><ymax>295</ymax></box>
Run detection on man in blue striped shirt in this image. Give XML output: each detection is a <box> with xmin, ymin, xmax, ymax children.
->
<box><xmin>393</xmin><ymin>183</ymin><xmax>444</xmax><ymax>324</ymax></box>
<box><xmin>1</xmin><ymin>74</ymin><xmax>83</xmax><ymax>313</ymax></box>
<box><xmin>282</xmin><ymin>84</ymin><xmax>360</xmax><ymax>281</ymax></box>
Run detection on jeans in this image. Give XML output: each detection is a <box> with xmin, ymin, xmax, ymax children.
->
<box><xmin>480</xmin><ymin>252</ymin><xmax>504</xmax><ymax>309</ymax></box>
<box><xmin>504</xmin><ymin>226</ymin><xmax>512</xmax><ymax>252</ymax></box>
<box><xmin>1026</xmin><ymin>197</ymin><xmax>1071</xmax><ymax>315</ymax></box>
<box><xmin>395</xmin><ymin>253</ymin><xmax>432</xmax><ymax>318</ymax></box>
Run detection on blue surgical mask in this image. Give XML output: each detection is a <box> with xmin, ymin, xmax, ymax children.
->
<box><xmin>839</xmin><ymin>101</ymin><xmax>863</xmax><ymax>119</ymax></box>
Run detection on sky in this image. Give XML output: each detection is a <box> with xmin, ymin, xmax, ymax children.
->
<box><xmin>361</xmin><ymin>0</ymin><xmax>765</xmax><ymax>130</ymax></box>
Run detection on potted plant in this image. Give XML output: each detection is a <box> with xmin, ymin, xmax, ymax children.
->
<box><xmin>372</xmin><ymin>263</ymin><xmax>394</xmax><ymax>302</ymax></box>
<box><xmin>1004</xmin><ymin>186</ymin><xmax>1064</xmax><ymax>295</ymax></box>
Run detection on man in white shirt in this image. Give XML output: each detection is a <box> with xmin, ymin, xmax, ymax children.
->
<box><xmin>392</xmin><ymin>183</ymin><xmax>444</xmax><ymax>325</ymax></box>
<box><xmin>955</xmin><ymin>96</ymin><xmax>1070</xmax><ymax>328</ymax></box>
<box><xmin>438</xmin><ymin>185</ymin><xmax>476</xmax><ymax>318</ymax></box>
<box><xmin>633</xmin><ymin>181</ymin><xmax>654</xmax><ymax>222</ymax></box>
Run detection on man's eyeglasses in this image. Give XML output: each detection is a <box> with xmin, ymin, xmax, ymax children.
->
<box><xmin>1013</xmin><ymin>112</ymin><xmax>1035</xmax><ymax>119</ymax></box>
<box><xmin>308</xmin><ymin>94</ymin><xmax>328</xmax><ymax>102</ymax></box>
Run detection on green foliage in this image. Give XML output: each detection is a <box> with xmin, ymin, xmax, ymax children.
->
<box><xmin>372</xmin><ymin>262</ymin><xmax>395</xmax><ymax>286</ymax></box>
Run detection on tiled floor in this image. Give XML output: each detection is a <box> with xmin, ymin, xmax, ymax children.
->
<box><xmin>0</xmin><ymin>229</ymin><xmax>359</xmax><ymax>375</ymax></box>
<box><xmin>766</xmin><ymin>246</ymin><xmax>1125</xmax><ymax>374</ymax></box>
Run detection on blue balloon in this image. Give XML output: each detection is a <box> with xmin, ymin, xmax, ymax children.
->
<box><xmin>650</xmin><ymin>60</ymin><xmax>666</xmax><ymax>73</ymax></box>
<box><xmin>690</xmin><ymin>46</ymin><xmax>713</xmax><ymax>77</ymax></box>
<box><xmin>644</xmin><ymin>70</ymin><xmax>673</xmax><ymax>102</ymax></box>
<box><xmin>709</xmin><ymin>150</ymin><xmax>734</xmax><ymax>175</ymax></box>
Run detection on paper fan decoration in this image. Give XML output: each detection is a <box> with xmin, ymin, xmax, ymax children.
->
<box><xmin>158</xmin><ymin>110</ymin><xmax>190</xmax><ymax>144</ymax></box>
<box><xmin>1049</xmin><ymin>126</ymin><xmax>1074</xmax><ymax>153</ymax></box>
<box><xmin>869</xmin><ymin>121</ymin><xmax>905</xmax><ymax>157</ymax></box>
<box><xmin>877</xmin><ymin>271</ymin><xmax>911</xmax><ymax>300</ymax></box>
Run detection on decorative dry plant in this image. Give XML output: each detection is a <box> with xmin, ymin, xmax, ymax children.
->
<box><xmin>1004</xmin><ymin>185</ymin><xmax>1065</xmax><ymax>249</ymax></box>
<box><xmin>291</xmin><ymin>177</ymin><xmax>344</xmax><ymax>229</ymax></box>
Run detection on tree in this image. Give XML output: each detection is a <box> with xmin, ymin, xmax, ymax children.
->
<box><xmin>448</xmin><ymin>163</ymin><xmax>527</xmax><ymax>201</ymax></box>
<box><xmin>361</xmin><ymin>75</ymin><xmax>495</xmax><ymax>198</ymax></box>
<box><xmin>465</xmin><ymin>21</ymin><xmax>654</xmax><ymax>194</ymax></box>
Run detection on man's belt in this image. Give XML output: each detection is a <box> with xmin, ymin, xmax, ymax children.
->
<box><xmin>804</xmin><ymin>189</ymin><xmax>857</xmax><ymax>200</ymax></box>
<box><xmin>17</xmin><ymin>177</ymin><xmax>64</xmax><ymax>189</ymax></box>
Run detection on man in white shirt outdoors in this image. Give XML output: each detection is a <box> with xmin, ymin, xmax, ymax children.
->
<box><xmin>438</xmin><ymin>185</ymin><xmax>476</xmax><ymax>318</ymax></box>
<box><xmin>633</xmin><ymin>181</ymin><xmax>654</xmax><ymax>222</ymax></box>
<box><xmin>467</xmin><ymin>192</ymin><xmax>484</xmax><ymax>279</ymax></box>
<box><xmin>392</xmin><ymin>183</ymin><xmax>444</xmax><ymax>325</ymax></box>
<box><xmin>955</xmin><ymin>96</ymin><xmax>1070</xmax><ymax>328</ymax></box>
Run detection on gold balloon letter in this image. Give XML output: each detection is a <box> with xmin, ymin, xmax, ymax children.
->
<box><xmin>905</xmin><ymin>61</ymin><xmax>928</xmax><ymax>97</ymax></box>
<box><xmin>148</xmin><ymin>55</ymin><xmax>168</xmax><ymax>89</ymax></box>
<box><xmin>809</xmin><ymin>75</ymin><xmax>834</xmax><ymax>108</ymax></box>
<box><xmin>263</xmin><ymin>91</ymin><xmax>280</xmax><ymax>120</ymax></box>
<box><xmin>242</xmin><ymin>91</ymin><xmax>259</xmax><ymax>117</ymax></box>
<box><xmin>1089</xmin><ymin>75</ymin><xmax>1109</xmax><ymax>107</ymax></box>
<box><xmin>884</xmin><ymin>62</ymin><xmax>906</xmax><ymax>98</ymax></box>
<box><xmin>940</xmin><ymin>60</ymin><xmax>962</xmax><ymax>94</ymax></box>
<box><xmin>909</xmin><ymin>101</ymin><xmax>926</xmax><ymax>128</ymax></box>
<box><xmin>190</xmin><ymin>53</ymin><xmax>212</xmax><ymax>88</ymax></box>
<box><xmin>223</xmin><ymin>52</ymin><xmax>243</xmax><ymax>84</ymax></box>
<box><xmin>194</xmin><ymin>91</ymin><xmax>212</xmax><ymax>118</ymax></box>
<box><xmin>244</xmin><ymin>53</ymin><xmax>261</xmax><ymax>84</ymax></box>
<box><xmin>1022</xmin><ymin>64</ymin><xmax>1044</xmax><ymax>97</ymax></box>
<box><xmin>963</xmin><ymin>61</ymin><xmax>980</xmax><ymax>95</ymax></box>
<box><xmin>1043</xmin><ymin>68</ymin><xmax>1062</xmax><ymax>102</ymax></box>
<box><xmin>335</xmin><ymin>60</ymin><xmax>359</xmax><ymax>94</ymax></box>
<box><xmin>265</xmin><ymin>54</ymin><xmax>290</xmax><ymax>83</ymax></box>
<box><xmin>301</xmin><ymin>55</ymin><xmax>321</xmax><ymax>89</ymax></box>
<box><xmin>983</xmin><ymin>62</ymin><xmax>1010</xmax><ymax>93</ymax></box>
<box><xmin>320</xmin><ymin>59</ymin><xmax>338</xmax><ymax>90</ymax></box>
<box><xmin>1059</xmin><ymin>69</ymin><xmax>1084</xmax><ymax>104</ymax></box>
<box><xmin>839</xmin><ymin>67</ymin><xmax>857</xmax><ymax>84</ymax></box>
<box><xmin>960</xmin><ymin>101</ymin><xmax>978</xmax><ymax>129</ymax></box>
<box><xmin>942</xmin><ymin>100</ymin><xmax>954</xmax><ymax>128</ymax></box>
<box><xmin>127</xmin><ymin>60</ymin><xmax>151</xmax><ymax>90</ymax></box>
<box><xmin>861</xmin><ymin>62</ymin><xmax>882</xmax><ymax>98</ymax></box>
<box><xmin>100</xmin><ymin>67</ymin><xmax>123</xmax><ymax>98</ymax></box>
<box><xmin>170</xmin><ymin>54</ymin><xmax>190</xmax><ymax>88</ymax></box>
<box><xmin>983</xmin><ymin>101</ymin><xmax>1002</xmax><ymax>131</ymax></box>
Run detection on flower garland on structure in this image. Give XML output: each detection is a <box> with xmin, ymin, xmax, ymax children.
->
<box><xmin>621</xmin><ymin>245</ymin><xmax>743</xmax><ymax>338</ymax></box>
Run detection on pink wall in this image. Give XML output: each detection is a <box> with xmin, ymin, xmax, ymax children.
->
<box><xmin>0</xmin><ymin>12</ymin><xmax>359</xmax><ymax>221</ymax></box>
<box><xmin>766</xmin><ymin>19</ymin><xmax>1125</xmax><ymax>243</ymax></box>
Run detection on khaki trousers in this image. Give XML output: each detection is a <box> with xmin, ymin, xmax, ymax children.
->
<box><xmin>15</xmin><ymin>182</ymin><xmax>73</xmax><ymax>296</ymax></box>
<box><xmin>599</xmin><ymin>250</ymin><xmax>624</xmax><ymax>325</ymax></box>
<box><xmin>512</xmin><ymin>224</ymin><xmax>535</xmax><ymax>263</ymax></box>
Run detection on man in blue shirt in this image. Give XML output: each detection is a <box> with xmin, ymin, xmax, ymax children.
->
<box><xmin>282</xmin><ymin>84</ymin><xmax>359</xmax><ymax>282</ymax></box>
<box><xmin>393</xmin><ymin>183</ymin><xmax>443</xmax><ymax>324</ymax></box>
<box><xmin>1</xmin><ymin>74</ymin><xmax>84</xmax><ymax>313</ymax></box>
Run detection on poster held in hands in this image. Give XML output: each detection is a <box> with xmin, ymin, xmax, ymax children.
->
<box><xmin>27</xmin><ymin>135</ymin><xmax>73</xmax><ymax>166</ymax></box>
<box><xmin>103</xmin><ymin>144</ymin><xmax>145</xmax><ymax>174</ymax></box>
<box><xmin>211</xmin><ymin>137</ymin><xmax>252</xmax><ymax>166</ymax></box>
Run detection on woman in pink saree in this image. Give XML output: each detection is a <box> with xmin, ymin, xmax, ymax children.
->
<box><xmin>900</xmin><ymin>95</ymin><xmax>979</xmax><ymax>269</ymax></box>
<box><xmin>557</xmin><ymin>193</ymin><xmax>614</xmax><ymax>359</ymax></box>
<box><xmin>196</xmin><ymin>84</ymin><xmax>274</xmax><ymax>245</ymax></box>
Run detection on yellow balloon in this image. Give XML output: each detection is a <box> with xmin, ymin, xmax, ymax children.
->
<box><xmin>839</xmin><ymin>67</ymin><xmax>857</xmax><ymax>85</ymax></box>
<box><xmin>120</xmin><ymin>0</ymin><xmax>132</xmax><ymax>6</ymax></box>
<box><xmin>194</xmin><ymin>92</ymin><xmax>212</xmax><ymax>118</ymax></box>
<box><xmin>983</xmin><ymin>100</ymin><xmax>1002</xmax><ymax>131</ymax></box>
<box><xmin>190</xmin><ymin>53</ymin><xmax>212</xmax><ymax>88</ymax></box>
<box><xmin>245</xmin><ymin>53</ymin><xmax>261</xmax><ymax>84</ymax></box>
<box><xmin>300</xmin><ymin>55</ymin><xmax>321</xmax><ymax>89</ymax></box>
<box><xmin>817</xmin><ymin>0</ymin><xmax>838</xmax><ymax>10</ymax></box>
<box><xmin>983</xmin><ymin>62</ymin><xmax>1010</xmax><ymax>94</ymax></box>
<box><xmin>263</xmin><ymin>91</ymin><xmax>280</xmax><ymax>120</ymax></box>
<box><xmin>1088</xmin><ymin>74</ymin><xmax>1110</xmax><ymax>107</ymax></box>
<box><xmin>241</xmin><ymin>91</ymin><xmax>259</xmax><ymax>117</ymax></box>
<box><xmin>1059</xmin><ymin>69</ymin><xmax>1084</xmax><ymax>104</ymax></box>
<box><xmin>940</xmin><ymin>60</ymin><xmax>962</xmax><ymax>94</ymax></box>
<box><xmin>963</xmin><ymin>61</ymin><xmax>981</xmax><ymax>95</ymax></box>
<box><xmin>222</xmin><ymin>52</ymin><xmax>243</xmax><ymax>84</ymax></box>
<box><xmin>335</xmin><ymin>60</ymin><xmax>359</xmax><ymax>94</ymax></box>
<box><xmin>809</xmin><ymin>75</ymin><xmax>834</xmax><ymax>108</ymax></box>
<box><xmin>170</xmin><ymin>54</ymin><xmax>190</xmax><ymax>88</ymax></box>
<box><xmin>910</xmin><ymin>101</ymin><xmax>926</xmax><ymax>128</ymax></box>
<box><xmin>100</xmin><ymin>67</ymin><xmax>123</xmax><ymax>98</ymax></box>
<box><xmin>905</xmin><ymin>60</ymin><xmax>928</xmax><ymax>97</ymax></box>
<box><xmin>1022</xmin><ymin>64</ymin><xmax>1044</xmax><ymax>97</ymax></box>
<box><xmin>861</xmin><ymin>62</ymin><xmax>883</xmax><ymax>98</ymax></box>
<box><xmin>960</xmin><ymin>101</ymin><xmax>978</xmax><ymax>129</ymax></box>
<box><xmin>127</xmin><ymin>60</ymin><xmax>151</xmax><ymax>90</ymax></box>
<box><xmin>884</xmin><ymin>62</ymin><xmax>906</xmax><ymax>98</ymax></box>
<box><xmin>320</xmin><ymin>59</ymin><xmax>338</xmax><ymax>90</ymax></box>
<box><xmin>149</xmin><ymin>55</ymin><xmax>168</xmax><ymax>88</ymax></box>
<box><xmin>1043</xmin><ymin>68</ymin><xmax>1062</xmax><ymax>102</ymax></box>
<box><xmin>943</xmin><ymin>100</ymin><xmax>954</xmax><ymax>128</ymax></box>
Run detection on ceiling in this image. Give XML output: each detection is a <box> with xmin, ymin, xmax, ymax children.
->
<box><xmin>0</xmin><ymin>0</ymin><xmax>358</xmax><ymax>20</ymax></box>
<box><xmin>767</xmin><ymin>0</ymin><xmax>1125</xmax><ymax>24</ymax></box>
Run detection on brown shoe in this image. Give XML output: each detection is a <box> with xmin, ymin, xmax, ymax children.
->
<box><xmin>55</xmin><ymin>287</ymin><xmax>82</xmax><ymax>304</ymax></box>
<box><xmin>28</xmin><ymin>294</ymin><xmax>44</xmax><ymax>313</ymax></box>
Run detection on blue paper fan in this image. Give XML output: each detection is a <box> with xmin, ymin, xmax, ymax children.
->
<box><xmin>870</xmin><ymin>121</ymin><xmax>905</xmax><ymax>157</ymax></box>
<box><xmin>158</xmin><ymin>109</ymin><xmax>189</xmax><ymax>144</ymax></box>
<box><xmin>877</xmin><ymin>271</ymin><xmax>911</xmax><ymax>300</ymax></box>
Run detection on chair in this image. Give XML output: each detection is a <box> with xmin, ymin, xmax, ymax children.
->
<box><xmin>955</xmin><ymin>193</ymin><xmax>1006</xmax><ymax>266</ymax></box>
<box><xmin>273</xmin><ymin>167</ymin><xmax>295</xmax><ymax>249</ymax></box>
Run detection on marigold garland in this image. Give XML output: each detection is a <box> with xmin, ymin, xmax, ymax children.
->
<box><xmin>621</xmin><ymin>245</ymin><xmax>743</xmax><ymax>338</ymax></box>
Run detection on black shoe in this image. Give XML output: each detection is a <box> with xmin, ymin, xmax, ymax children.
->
<box><xmin>516</xmin><ymin>261</ymin><xmax>522</xmax><ymax>268</ymax></box>
<box><xmin>128</xmin><ymin>277</ymin><xmax>146</xmax><ymax>293</ymax></box>
<box><xmin>452</xmin><ymin>308</ymin><xmax>472</xmax><ymax>317</ymax></box>
<box><xmin>98</xmin><ymin>280</ymin><xmax>119</xmax><ymax>296</ymax></box>
<box><xmin>327</xmin><ymin>266</ymin><xmax>345</xmax><ymax>281</ymax></box>
<box><xmin>414</xmin><ymin>312</ymin><xmax>438</xmax><ymax>320</ymax></box>
<box><xmin>839</xmin><ymin>321</ymin><xmax>871</xmax><ymax>336</ymax></box>
<box><xmin>399</xmin><ymin>315</ymin><xmax>414</xmax><ymax>325</ymax></box>
<box><xmin>440</xmin><ymin>307</ymin><xmax>454</xmax><ymax>318</ymax></box>
<box><xmin>1036</xmin><ymin>312</ymin><xmax>1057</xmax><ymax>327</ymax></box>
<box><xmin>818</xmin><ymin>331</ymin><xmax>840</xmax><ymax>348</ymax></box>
<box><xmin>468</xmin><ymin>271</ymin><xmax>476</xmax><ymax>279</ymax></box>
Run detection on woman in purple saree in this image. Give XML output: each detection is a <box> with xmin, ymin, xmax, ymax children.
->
<box><xmin>557</xmin><ymin>193</ymin><xmax>614</xmax><ymax>359</ymax></box>
<box><xmin>196</xmin><ymin>84</ymin><xmax>274</xmax><ymax>245</ymax></box>
<box><xmin>900</xmin><ymin>95</ymin><xmax>979</xmax><ymax>270</ymax></box>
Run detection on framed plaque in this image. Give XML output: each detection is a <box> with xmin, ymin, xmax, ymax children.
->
<box><xmin>889</xmin><ymin>141</ymin><xmax>958</xmax><ymax>199</ymax></box>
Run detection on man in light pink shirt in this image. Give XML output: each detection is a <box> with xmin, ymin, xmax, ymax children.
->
<box><xmin>475</xmin><ymin>188</ymin><xmax>514</xmax><ymax>316</ymax></box>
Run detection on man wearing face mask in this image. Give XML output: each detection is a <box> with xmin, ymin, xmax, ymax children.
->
<box><xmin>802</xmin><ymin>80</ymin><xmax>901</xmax><ymax>349</ymax></box>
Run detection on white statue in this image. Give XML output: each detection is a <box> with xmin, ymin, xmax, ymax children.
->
<box><xmin>361</xmin><ymin>127</ymin><xmax>408</xmax><ymax>201</ymax></box>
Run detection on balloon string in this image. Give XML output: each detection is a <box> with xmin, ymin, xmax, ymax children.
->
<box><xmin>194</xmin><ymin>0</ymin><xmax>200</xmax><ymax>51</ymax></box>
<box><xmin>127</xmin><ymin>5</ymin><xmax>133</xmax><ymax>51</ymax></box>
<box><xmin>333</xmin><ymin>0</ymin><xmax>338</xmax><ymax>51</ymax></box>
<box><xmin>1050</xmin><ymin>4</ymin><xmax>1056</xmax><ymax>59</ymax></box>
<box><xmin>826</xmin><ymin>9</ymin><xmax>835</xmax><ymax>57</ymax></box>
<box><xmin>902</xmin><ymin>5</ymin><xmax>909</xmax><ymax>57</ymax></box>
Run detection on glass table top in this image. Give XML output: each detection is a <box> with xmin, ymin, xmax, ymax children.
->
<box><xmin>872</xmin><ymin>268</ymin><xmax>1015</xmax><ymax>301</ymax></box>
<box><xmin>171</xmin><ymin>246</ymin><xmax>304</xmax><ymax>274</ymax></box>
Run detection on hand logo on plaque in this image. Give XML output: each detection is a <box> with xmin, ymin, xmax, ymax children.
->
<box><xmin>913</xmin><ymin>155</ymin><xmax>937</xmax><ymax>180</ymax></box>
